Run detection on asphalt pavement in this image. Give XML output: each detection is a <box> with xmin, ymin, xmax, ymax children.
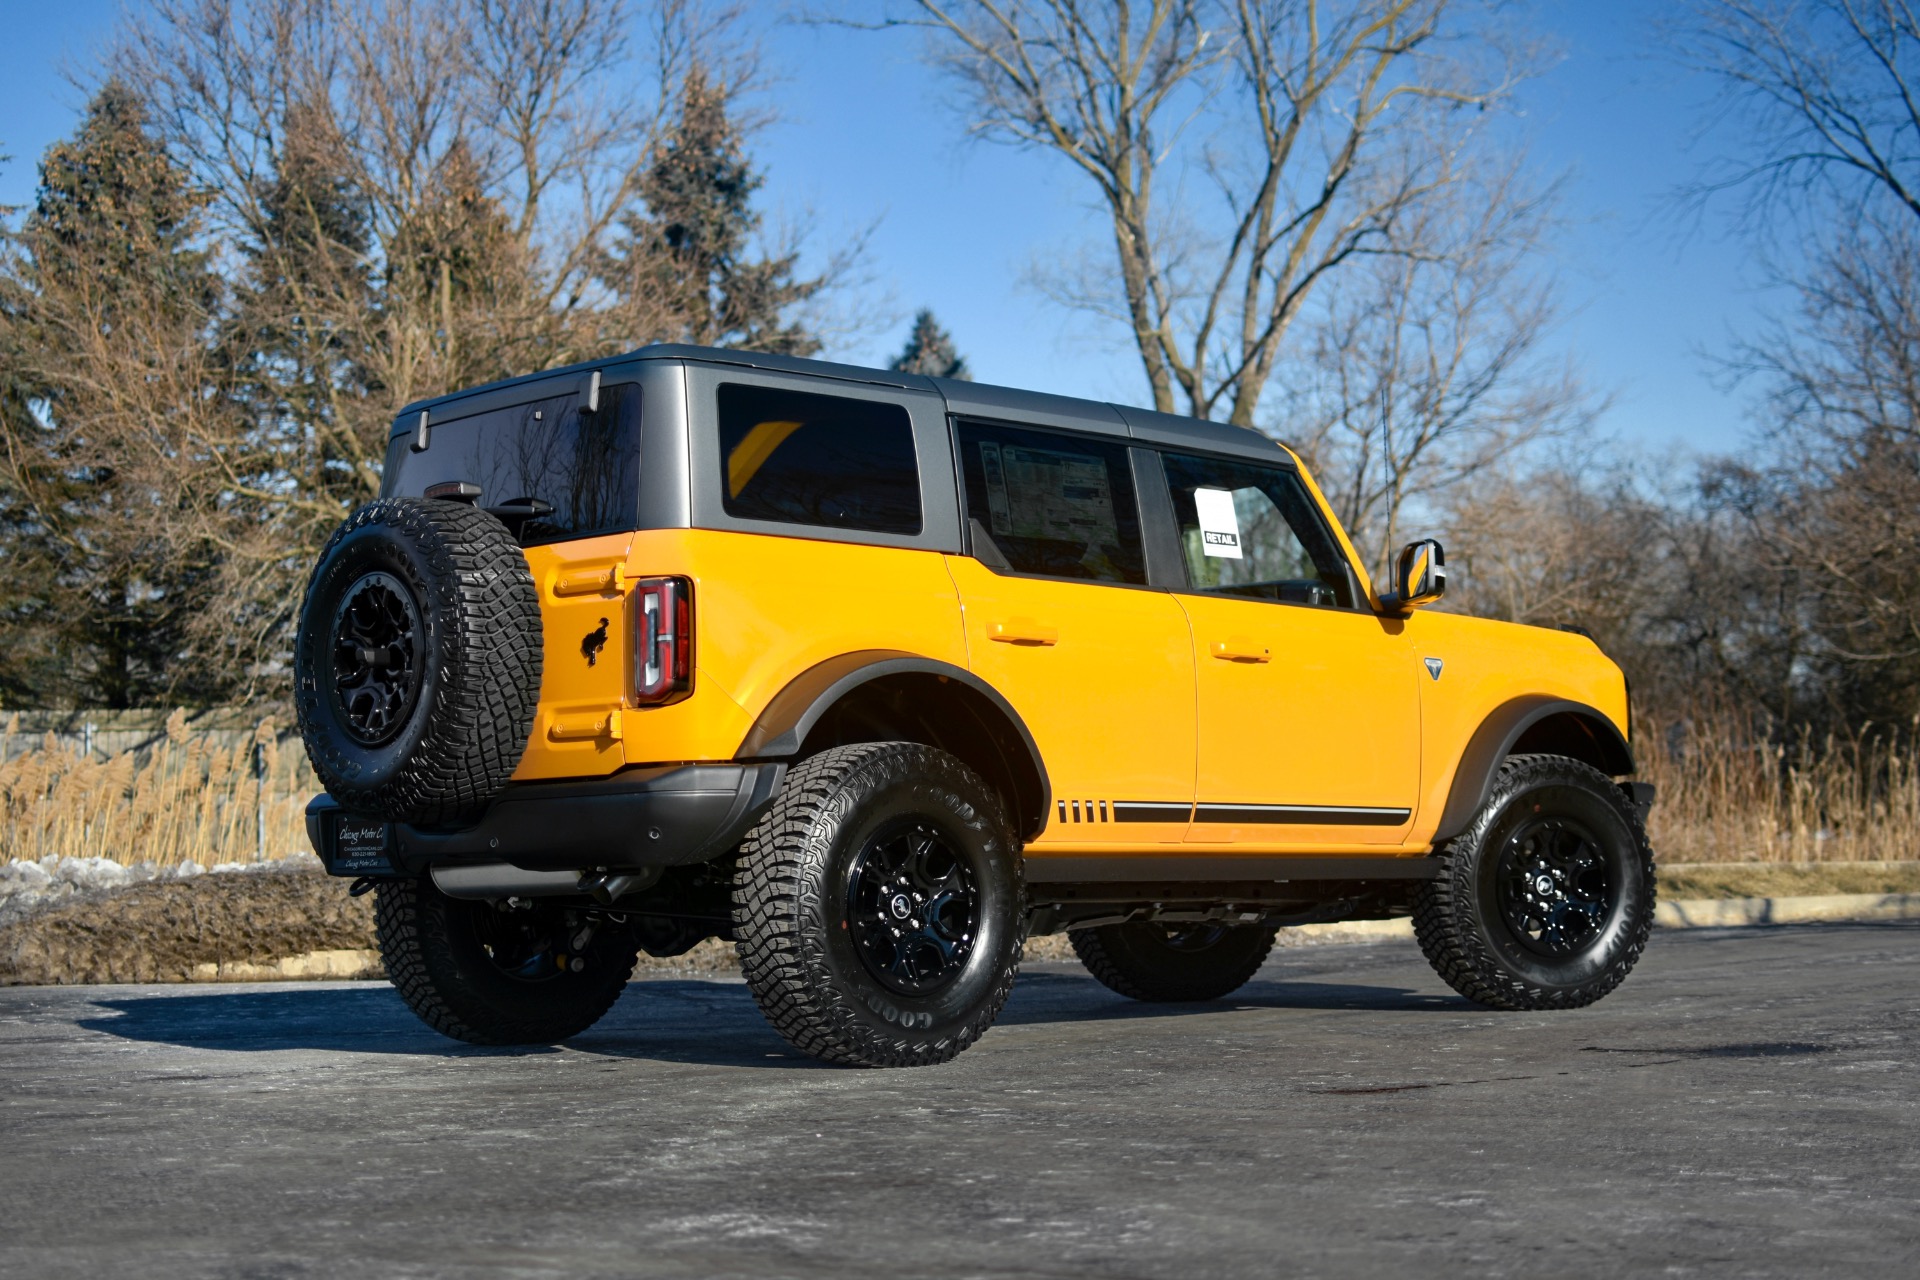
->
<box><xmin>1</xmin><ymin>923</ymin><xmax>1916</xmax><ymax>1278</ymax></box>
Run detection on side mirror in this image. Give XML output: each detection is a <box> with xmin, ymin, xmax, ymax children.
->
<box><xmin>1382</xmin><ymin>538</ymin><xmax>1446</xmax><ymax>612</ymax></box>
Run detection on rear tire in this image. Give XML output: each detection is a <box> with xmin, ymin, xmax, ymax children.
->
<box><xmin>732</xmin><ymin>742</ymin><xmax>1025</xmax><ymax>1067</ymax></box>
<box><xmin>1070</xmin><ymin>921</ymin><xmax>1278</xmax><ymax>1002</ymax></box>
<box><xmin>1412</xmin><ymin>753</ymin><xmax>1655</xmax><ymax>1011</ymax></box>
<box><xmin>375</xmin><ymin>878</ymin><xmax>638</xmax><ymax>1045</ymax></box>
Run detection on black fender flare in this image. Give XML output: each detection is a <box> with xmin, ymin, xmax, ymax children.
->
<box><xmin>734</xmin><ymin>649</ymin><xmax>1053</xmax><ymax>838</ymax></box>
<box><xmin>1432</xmin><ymin>696</ymin><xmax>1635</xmax><ymax>843</ymax></box>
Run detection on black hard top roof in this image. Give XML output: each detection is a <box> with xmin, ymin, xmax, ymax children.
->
<box><xmin>393</xmin><ymin>342</ymin><xmax>1293</xmax><ymax>465</ymax></box>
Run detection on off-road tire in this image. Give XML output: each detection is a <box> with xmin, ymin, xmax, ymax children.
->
<box><xmin>732</xmin><ymin>742</ymin><xmax>1025</xmax><ymax>1068</ymax></box>
<box><xmin>295</xmin><ymin>497</ymin><xmax>542</xmax><ymax>827</ymax></box>
<box><xmin>1413</xmin><ymin>753</ymin><xmax>1655</xmax><ymax>1011</ymax></box>
<box><xmin>375</xmin><ymin>877</ymin><xmax>638</xmax><ymax>1045</ymax></box>
<box><xmin>1069</xmin><ymin>921</ymin><xmax>1279</xmax><ymax>1002</ymax></box>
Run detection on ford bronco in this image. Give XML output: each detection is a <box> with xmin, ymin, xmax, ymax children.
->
<box><xmin>297</xmin><ymin>344</ymin><xmax>1655</xmax><ymax>1067</ymax></box>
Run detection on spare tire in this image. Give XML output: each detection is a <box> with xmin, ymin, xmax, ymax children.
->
<box><xmin>295</xmin><ymin>497</ymin><xmax>543</xmax><ymax>826</ymax></box>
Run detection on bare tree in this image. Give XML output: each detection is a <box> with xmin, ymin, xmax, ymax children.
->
<box><xmin>1676</xmin><ymin>0</ymin><xmax>1920</xmax><ymax>230</ymax></box>
<box><xmin>1281</xmin><ymin>158</ymin><xmax>1597</xmax><ymax>577</ymax></box>
<box><xmin>1679</xmin><ymin>0</ymin><xmax>1920</xmax><ymax>727</ymax></box>
<box><xmin>0</xmin><ymin>0</ymin><xmax>839</xmax><ymax>703</ymax></box>
<box><xmin>851</xmin><ymin>0</ymin><xmax>1528</xmax><ymax>426</ymax></box>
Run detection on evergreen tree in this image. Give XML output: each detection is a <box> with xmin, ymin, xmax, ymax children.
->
<box><xmin>230</xmin><ymin>101</ymin><xmax>378</xmax><ymax>500</ymax></box>
<box><xmin>0</xmin><ymin>80</ymin><xmax>227</xmax><ymax>706</ymax></box>
<box><xmin>891</xmin><ymin>309</ymin><xmax>970</xmax><ymax>379</ymax></box>
<box><xmin>605</xmin><ymin>68</ymin><xmax>822</xmax><ymax>355</ymax></box>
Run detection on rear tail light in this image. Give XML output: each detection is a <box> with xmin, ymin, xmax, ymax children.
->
<box><xmin>631</xmin><ymin>576</ymin><xmax>692</xmax><ymax>705</ymax></box>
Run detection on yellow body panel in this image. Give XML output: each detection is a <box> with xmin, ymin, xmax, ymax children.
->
<box><xmin>945</xmin><ymin>556</ymin><xmax>1196</xmax><ymax>845</ymax></box>
<box><xmin>1176</xmin><ymin>594</ymin><xmax>1419</xmax><ymax>847</ymax></box>
<box><xmin>1400</xmin><ymin>611</ymin><xmax>1631</xmax><ymax>848</ymax></box>
<box><xmin>613</xmin><ymin>528</ymin><xmax>967</xmax><ymax>766</ymax></box>
<box><xmin>514</xmin><ymin>491</ymin><xmax>1629</xmax><ymax>858</ymax></box>
<box><xmin>513</xmin><ymin>534</ymin><xmax>636</xmax><ymax>781</ymax></box>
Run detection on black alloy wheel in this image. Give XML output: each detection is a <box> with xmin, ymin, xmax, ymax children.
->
<box><xmin>1159</xmin><ymin>923</ymin><xmax>1230</xmax><ymax>953</ymax></box>
<box><xmin>846</xmin><ymin>818</ymin><xmax>980</xmax><ymax>996</ymax></box>
<box><xmin>330</xmin><ymin>571</ymin><xmax>423</xmax><ymax>746</ymax></box>
<box><xmin>1494</xmin><ymin>815</ymin><xmax>1615</xmax><ymax>957</ymax></box>
<box><xmin>1069</xmin><ymin>917</ymin><xmax>1279</xmax><ymax>1003</ymax></box>
<box><xmin>376</xmin><ymin>877</ymin><xmax>639</xmax><ymax>1045</ymax></box>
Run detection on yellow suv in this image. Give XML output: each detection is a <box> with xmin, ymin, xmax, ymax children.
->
<box><xmin>297</xmin><ymin>344</ymin><xmax>1655</xmax><ymax>1066</ymax></box>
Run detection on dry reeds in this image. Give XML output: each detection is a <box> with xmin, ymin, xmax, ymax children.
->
<box><xmin>1640</xmin><ymin>698</ymin><xmax>1920</xmax><ymax>863</ymax></box>
<box><xmin>0</xmin><ymin>710</ymin><xmax>317</xmax><ymax>868</ymax></box>
<box><xmin>2</xmin><ymin>699</ymin><xmax>1915</xmax><ymax>869</ymax></box>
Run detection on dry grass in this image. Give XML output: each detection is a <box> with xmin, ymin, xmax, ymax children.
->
<box><xmin>0</xmin><ymin>710</ymin><xmax>316</xmax><ymax>868</ymax></box>
<box><xmin>4</xmin><ymin>697</ymin><xmax>1918</xmax><ymax>871</ymax></box>
<box><xmin>1640</xmin><ymin>698</ymin><xmax>1920</xmax><ymax>863</ymax></box>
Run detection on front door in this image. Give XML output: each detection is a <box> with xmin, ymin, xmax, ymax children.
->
<box><xmin>947</xmin><ymin>420</ymin><xmax>1195</xmax><ymax>848</ymax></box>
<box><xmin>1156</xmin><ymin>451</ymin><xmax>1420</xmax><ymax>847</ymax></box>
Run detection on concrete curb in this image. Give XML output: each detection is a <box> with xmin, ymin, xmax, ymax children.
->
<box><xmin>180</xmin><ymin>894</ymin><xmax>1920</xmax><ymax>980</ymax></box>
<box><xmin>1281</xmin><ymin>892</ymin><xmax>1920</xmax><ymax>945</ymax></box>
<box><xmin>1654</xmin><ymin>892</ymin><xmax>1920</xmax><ymax>928</ymax></box>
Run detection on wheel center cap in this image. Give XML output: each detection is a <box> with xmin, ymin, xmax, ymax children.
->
<box><xmin>1534</xmin><ymin>874</ymin><xmax>1555</xmax><ymax>896</ymax></box>
<box><xmin>888</xmin><ymin>893</ymin><xmax>913</xmax><ymax>921</ymax></box>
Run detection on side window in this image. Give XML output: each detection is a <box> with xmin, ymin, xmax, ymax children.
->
<box><xmin>956</xmin><ymin>421</ymin><xmax>1146</xmax><ymax>585</ymax></box>
<box><xmin>1161</xmin><ymin>452</ymin><xmax>1355</xmax><ymax>608</ymax></box>
<box><xmin>384</xmin><ymin>383</ymin><xmax>642</xmax><ymax>546</ymax></box>
<box><xmin>718</xmin><ymin>383</ymin><xmax>922</xmax><ymax>535</ymax></box>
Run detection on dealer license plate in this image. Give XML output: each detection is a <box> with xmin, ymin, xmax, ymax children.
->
<box><xmin>331</xmin><ymin>816</ymin><xmax>395</xmax><ymax>876</ymax></box>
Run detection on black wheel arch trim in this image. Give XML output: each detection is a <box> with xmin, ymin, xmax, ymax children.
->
<box><xmin>1433</xmin><ymin>696</ymin><xmax>1636</xmax><ymax>844</ymax></box>
<box><xmin>734</xmin><ymin>649</ymin><xmax>1053</xmax><ymax>840</ymax></box>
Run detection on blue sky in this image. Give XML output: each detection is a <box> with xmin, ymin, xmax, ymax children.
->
<box><xmin>0</xmin><ymin>0</ymin><xmax>1771</xmax><ymax>455</ymax></box>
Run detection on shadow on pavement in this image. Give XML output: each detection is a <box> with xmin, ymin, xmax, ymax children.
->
<box><xmin>994</xmin><ymin>968</ymin><xmax>1460</xmax><ymax>1024</ymax></box>
<box><xmin>73</xmin><ymin>965</ymin><xmax>1459</xmax><ymax>1062</ymax></box>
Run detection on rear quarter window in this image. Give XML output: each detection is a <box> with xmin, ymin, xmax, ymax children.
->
<box><xmin>717</xmin><ymin>383</ymin><xmax>922</xmax><ymax>536</ymax></box>
<box><xmin>955</xmin><ymin>421</ymin><xmax>1146</xmax><ymax>585</ymax></box>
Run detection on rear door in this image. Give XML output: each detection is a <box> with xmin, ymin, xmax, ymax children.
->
<box><xmin>383</xmin><ymin>377</ymin><xmax>645</xmax><ymax>780</ymax></box>
<box><xmin>1156</xmin><ymin>450</ymin><xmax>1421</xmax><ymax>847</ymax></box>
<box><xmin>946</xmin><ymin>420</ymin><xmax>1195</xmax><ymax>847</ymax></box>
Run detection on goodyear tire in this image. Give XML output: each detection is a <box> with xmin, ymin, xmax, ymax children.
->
<box><xmin>732</xmin><ymin>742</ymin><xmax>1025</xmax><ymax>1067</ymax></box>
<box><xmin>1070</xmin><ymin>920</ymin><xmax>1278</xmax><ymax>1002</ymax></box>
<box><xmin>1413</xmin><ymin>753</ymin><xmax>1655</xmax><ymax>1010</ymax></box>
<box><xmin>295</xmin><ymin>498</ymin><xmax>542</xmax><ymax>827</ymax></box>
<box><xmin>375</xmin><ymin>877</ymin><xmax>638</xmax><ymax>1045</ymax></box>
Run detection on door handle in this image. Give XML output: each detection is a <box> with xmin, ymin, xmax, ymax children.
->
<box><xmin>990</xmin><ymin>619</ymin><xmax>1058</xmax><ymax>646</ymax></box>
<box><xmin>1210</xmin><ymin>638</ymin><xmax>1271</xmax><ymax>663</ymax></box>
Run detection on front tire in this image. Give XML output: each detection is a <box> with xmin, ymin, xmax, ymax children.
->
<box><xmin>375</xmin><ymin>878</ymin><xmax>639</xmax><ymax>1045</ymax></box>
<box><xmin>1413</xmin><ymin>753</ymin><xmax>1655</xmax><ymax>1011</ymax></box>
<box><xmin>1070</xmin><ymin>921</ymin><xmax>1279</xmax><ymax>1002</ymax></box>
<box><xmin>732</xmin><ymin>743</ymin><xmax>1025</xmax><ymax>1067</ymax></box>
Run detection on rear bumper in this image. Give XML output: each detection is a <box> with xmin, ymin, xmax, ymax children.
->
<box><xmin>305</xmin><ymin>762</ymin><xmax>786</xmax><ymax>877</ymax></box>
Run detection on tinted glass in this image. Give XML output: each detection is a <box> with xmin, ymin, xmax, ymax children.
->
<box><xmin>718</xmin><ymin>384</ymin><xmax>921</xmax><ymax>535</ymax></box>
<box><xmin>382</xmin><ymin>382</ymin><xmax>641</xmax><ymax>546</ymax></box>
<box><xmin>956</xmin><ymin>421</ymin><xmax>1146</xmax><ymax>584</ymax></box>
<box><xmin>1161</xmin><ymin>452</ymin><xmax>1355</xmax><ymax>607</ymax></box>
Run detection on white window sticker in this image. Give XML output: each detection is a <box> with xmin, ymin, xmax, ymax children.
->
<box><xmin>1194</xmin><ymin>487</ymin><xmax>1243</xmax><ymax>558</ymax></box>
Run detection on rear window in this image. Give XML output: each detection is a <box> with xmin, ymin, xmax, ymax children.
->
<box><xmin>383</xmin><ymin>382</ymin><xmax>641</xmax><ymax>545</ymax></box>
<box><xmin>955</xmin><ymin>421</ymin><xmax>1146</xmax><ymax>584</ymax></box>
<box><xmin>717</xmin><ymin>383</ymin><xmax>922</xmax><ymax>536</ymax></box>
